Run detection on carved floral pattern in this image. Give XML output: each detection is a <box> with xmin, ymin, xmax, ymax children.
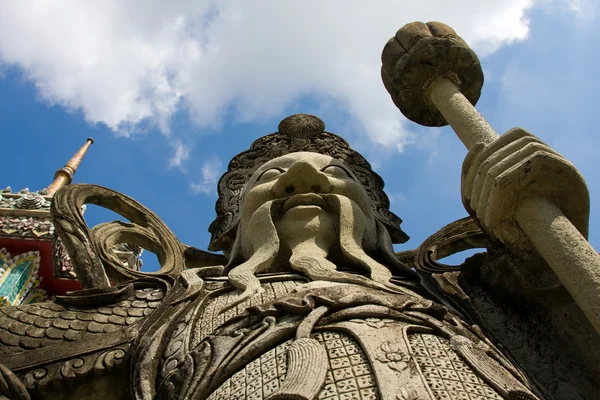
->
<box><xmin>376</xmin><ymin>342</ymin><xmax>411</xmax><ymax>372</ymax></box>
<box><xmin>20</xmin><ymin>345</ymin><xmax>128</xmax><ymax>391</ymax></box>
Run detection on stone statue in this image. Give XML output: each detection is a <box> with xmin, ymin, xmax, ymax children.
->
<box><xmin>1</xmin><ymin>22</ymin><xmax>599</xmax><ymax>400</ymax></box>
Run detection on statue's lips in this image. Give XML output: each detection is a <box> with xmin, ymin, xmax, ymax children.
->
<box><xmin>280</xmin><ymin>193</ymin><xmax>328</xmax><ymax>215</ymax></box>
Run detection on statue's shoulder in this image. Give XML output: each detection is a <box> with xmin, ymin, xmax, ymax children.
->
<box><xmin>402</xmin><ymin>216</ymin><xmax>600</xmax><ymax>398</ymax></box>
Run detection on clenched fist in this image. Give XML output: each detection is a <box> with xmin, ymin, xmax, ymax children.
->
<box><xmin>461</xmin><ymin>128</ymin><xmax>589</xmax><ymax>257</ymax></box>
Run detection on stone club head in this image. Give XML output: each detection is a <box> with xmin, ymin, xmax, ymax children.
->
<box><xmin>381</xmin><ymin>21</ymin><xmax>484</xmax><ymax>127</ymax></box>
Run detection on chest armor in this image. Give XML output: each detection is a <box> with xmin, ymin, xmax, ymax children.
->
<box><xmin>155</xmin><ymin>275</ymin><xmax>542</xmax><ymax>400</ymax></box>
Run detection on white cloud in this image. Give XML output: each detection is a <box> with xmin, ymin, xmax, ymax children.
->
<box><xmin>190</xmin><ymin>157</ymin><xmax>223</xmax><ymax>195</ymax></box>
<box><xmin>168</xmin><ymin>140</ymin><xmax>190</xmax><ymax>170</ymax></box>
<box><xmin>387</xmin><ymin>192</ymin><xmax>407</xmax><ymax>205</ymax></box>
<box><xmin>0</xmin><ymin>1</ymin><xmax>538</xmax><ymax>146</ymax></box>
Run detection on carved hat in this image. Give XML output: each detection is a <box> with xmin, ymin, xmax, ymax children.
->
<box><xmin>208</xmin><ymin>114</ymin><xmax>409</xmax><ymax>251</ymax></box>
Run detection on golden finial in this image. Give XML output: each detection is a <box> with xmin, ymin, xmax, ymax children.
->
<box><xmin>46</xmin><ymin>138</ymin><xmax>94</xmax><ymax>195</ymax></box>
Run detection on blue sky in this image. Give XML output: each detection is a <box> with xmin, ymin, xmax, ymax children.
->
<box><xmin>1</xmin><ymin>1</ymin><xmax>598</xmax><ymax>271</ymax></box>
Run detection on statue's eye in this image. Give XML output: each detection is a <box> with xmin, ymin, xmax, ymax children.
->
<box><xmin>257</xmin><ymin>168</ymin><xmax>284</xmax><ymax>182</ymax></box>
<box><xmin>322</xmin><ymin>165</ymin><xmax>351</xmax><ymax>178</ymax></box>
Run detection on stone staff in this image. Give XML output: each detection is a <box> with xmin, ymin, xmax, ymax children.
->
<box><xmin>381</xmin><ymin>21</ymin><xmax>600</xmax><ymax>333</ymax></box>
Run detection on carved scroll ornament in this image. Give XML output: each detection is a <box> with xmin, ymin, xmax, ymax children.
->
<box><xmin>50</xmin><ymin>184</ymin><xmax>225</xmax><ymax>288</ymax></box>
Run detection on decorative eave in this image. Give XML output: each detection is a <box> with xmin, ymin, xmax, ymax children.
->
<box><xmin>0</xmin><ymin>189</ymin><xmax>54</xmax><ymax>239</ymax></box>
<box><xmin>0</xmin><ymin>190</ymin><xmax>52</xmax><ymax>211</ymax></box>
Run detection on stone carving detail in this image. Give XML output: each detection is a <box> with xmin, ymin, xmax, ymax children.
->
<box><xmin>206</xmin><ymin>338</ymin><xmax>291</xmax><ymax>400</ymax></box>
<box><xmin>192</xmin><ymin>279</ymin><xmax>306</xmax><ymax>344</ymax></box>
<box><xmin>207</xmin><ymin>331</ymin><xmax>378</xmax><ymax>400</ymax></box>
<box><xmin>411</xmin><ymin>217</ymin><xmax>487</xmax><ymax>274</ymax></box>
<box><xmin>158</xmin><ymin>278</ymin><xmax>307</xmax><ymax>381</ymax></box>
<box><xmin>20</xmin><ymin>345</ymin><xmax>128</xmax><ymax>392</ymax></box>
<box><xmin>52</xmin><ymin>236</ymin><xmax>143</xmax><ymax>279</ymax></box>
<box><xmin>0</xmin><ymin>12</ymin><xmax>598</xmax><ymax>400</ymax></box>
<box><xmin>0</xmin><ymin>105</ymin><xmax>595</xmax><ymax>400</ymax></box>
<box><xmin>0</xmin><ymin>285</ymin><xmax>166</xmax><ymax>397</ymax></box>
<box><xmin>0</xmin><ymin>363</ymin><xmax>29</xmax><ymax>400</ymax></box>
<box><xmin>0</xmin><ymin>287</ymin><xmax>163</xmax><ymax>356</ymax></box>
<box><xmin>208</xmin><ymin>113</ymin><xmax>409</xmax><ymax>252</ymax></box>
<box><xmin>50</xmin><ymin>184</ymin><xmax>189</xmax><ymax>287</ymax></box>
<box><xmin>409</xmin><ymin>333</ymin><xmax>501</xmax><ymax>400</ymax></box>
<box><xmin>376</xmin><ymin>341</ymin><xmax>411</xmax><ymax>372</ymax></box>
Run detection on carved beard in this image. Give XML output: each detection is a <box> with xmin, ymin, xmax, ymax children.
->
<box><xmin>225</xmin><ymin>194</ymin><xmax>411</xmax><ymax>307</ymax></box>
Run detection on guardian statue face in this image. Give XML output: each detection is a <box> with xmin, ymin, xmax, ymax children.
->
<box><xmin>238</xmin><ymin>152</ymin><xmax>378</xmax><ymax>259</ymax></box>
<box><xmin>203</xmin><ymin>114</ymin><xmax>416</xmax><ymax>307</ymax></box>
<box><xmin>207</xmin><ymin>114</ymin><xmax>409</xmax><ymax>254</ymax></box>
<box><xmin>224</xmin><ymin>151</ymin><xmax>415</xmax><ymax>306</ymax></box>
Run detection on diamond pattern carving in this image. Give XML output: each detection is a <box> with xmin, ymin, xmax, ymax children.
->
<box><xmin>207</xmin><ymin>331</ymin><xmax>379</xmax><ymax>400</ymax></box>
<box><xmin>408</xmin><ymin>333</ymin><xmax>501</xmax><ymax>400</ymax></box>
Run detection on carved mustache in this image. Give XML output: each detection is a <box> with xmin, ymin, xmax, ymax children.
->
<box><xmin>223</xmin><ymin>193</ymin><xmax>404</xmax><ymax>313</ymax></box>
<box><xmin>280</xmin><ymin>193</ymin><xmax>329</xmax><ymax>215</ymax></box>
<box><xmin>271</xmin><ymin>193</ymin><xmax>348</xmax><ymax>219</ymax></box>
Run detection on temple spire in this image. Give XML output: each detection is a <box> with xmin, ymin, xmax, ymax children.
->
<box><xmin>46</xmin><ymin>138</ymin><xmax>94</xmax><ymax>195</ymax></box>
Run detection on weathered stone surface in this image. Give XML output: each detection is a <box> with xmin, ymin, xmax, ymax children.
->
<box><xmin>381</xmin><ymin>21</ymin><xmax>483</xmax><ymax>127</ymax></box>
<box><xmin>385</xmin><ymin>21</ymin><xmax>600</xmax><ymax>338</ymax></box>
<box><xmin>0</xmin><ymin>20</ymin><xmax>598</xmax><ymax>400</ymax></box>
<box><xmin>0</xmin><ymin>287</ymin><xmax>163</xmax><ymax>356</ymax></box>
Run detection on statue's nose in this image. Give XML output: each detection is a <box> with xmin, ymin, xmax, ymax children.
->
<box><xmin>271</xmin><ymin>160</ymin><xmax>332</xmax><ymax>197</ymax></box>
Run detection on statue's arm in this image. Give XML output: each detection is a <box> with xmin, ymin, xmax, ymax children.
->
<box><xmin>381</xmin><ymin>21</ymin><xmax>600</xmax><ymax>328</ymax></box>
<box><xmin>381</xmin><ymin>22</ymin><xmax>600</xmax><ymax>392</ymax></box>
<box><xmin>459</xmin><ymin>128</ymin><xmax>590</xmax><ymax>295</ymax></box>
